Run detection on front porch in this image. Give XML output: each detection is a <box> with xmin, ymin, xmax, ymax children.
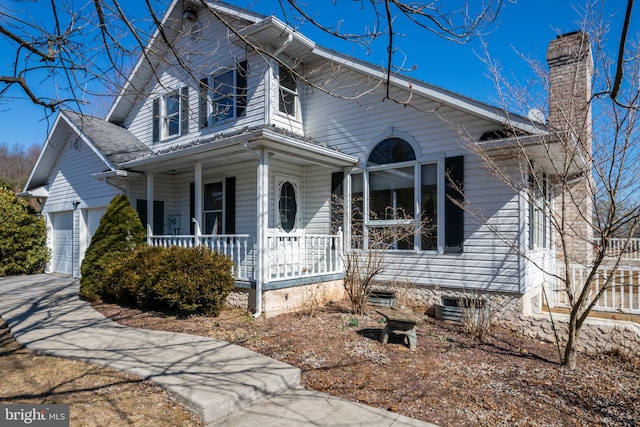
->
<box><xmin>149</xmin><ymin>230</ymin><xmax>344</xmax><ymax>285</ymax></box>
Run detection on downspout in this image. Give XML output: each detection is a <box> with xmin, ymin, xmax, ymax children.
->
<box><xmin>273</xmin><ymin>32</ymin><xmax>293</xmax><ymax>57</ymax></box>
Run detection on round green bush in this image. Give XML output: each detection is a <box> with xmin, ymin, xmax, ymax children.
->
<box><xmin>0</xmin><ymin>188</ymin><xmax>49</xmax><ymax>276</ymax></box>
<box><xmin>103</xmin><ymin>245</ymin><xmax>235</xmax><ymax>316</ymax></box>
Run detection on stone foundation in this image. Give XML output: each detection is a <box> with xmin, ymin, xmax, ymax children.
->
<box><xmin>386</xmin><ymin>283</ymin><xmax>542</xmax><ymax>326</ymax></box>
<box><xmin>377</xmin><ymin>282</ymin><xmax>640</xmax><ymax>357</ymax></box>
<box><xmin>226</xmin><ymin>288</ymin><xmax>250</xmax><ymax>309</ymax></box>
<box><xmin>261</xmin><ymin>279</ymin><xmax>346</xmax><ymax>318</ymax></box>
<box><xmin>519</xmin><ymin>313</ymin><xmax>640</xmax><ymax>358</ymax></box>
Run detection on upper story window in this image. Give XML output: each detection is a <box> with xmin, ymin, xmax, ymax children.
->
<box><xmin>278</xmin><ymin>65</ymin><xmax>298</xmax><ymax>117</ymax></box>
<box><xmin>199</xmin><ymin>61</ymin><xmax>247</xmax><ymax>129</ymax></box>
<box><xmin>152</xmin><ymin>87</ymin><xmax>189</xmax><ymax>142</ymax></box>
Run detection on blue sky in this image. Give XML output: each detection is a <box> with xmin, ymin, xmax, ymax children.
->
<box><xmin>0</xmin><ymin>0</ymin><xmax>634</xmax><ymax>150</ymax></box>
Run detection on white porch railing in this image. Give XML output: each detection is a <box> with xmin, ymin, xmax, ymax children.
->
<box><xmin>268</xmin><ymin>232</ymin><xmax>343</xmax><ymax>280</ymax></box>
<box><xmin>551</xmin><ymin>264</ymin><xmax>640</xmax><ymax>314</ymax></box>
<box><xmin>150</xmin><ymin>234</ymin><xmax>255</xmax><ymax>281</ymax></box>
<box><xmin>594</xmin><ymin>238</ymin><xmax>640</xmax><ymax>260</ymax></box>
<box><xmin>149</xmin><ymin>231</ymin><xmax>343</xmax><ymax>283</ymax></box>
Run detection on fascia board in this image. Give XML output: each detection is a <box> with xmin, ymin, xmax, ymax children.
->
<box><xmin>23</xmin><ymin>114</ymin><xmax>65</xmax><ymax>191</ymax></box>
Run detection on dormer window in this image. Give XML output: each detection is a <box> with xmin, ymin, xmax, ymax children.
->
<box><xmin>278</xmin><ymin>65</ymin><xmax>298</xmax><ymax>117</ymax></box>
<box><xmin>152</xmin><ymin>87</ymin><xmax>189</xmax><ymax>142</ymax></box>
<box><xmin>199</xmin><ymin>61</ymin><xmax>248</xmax><ymax>129</ymax></box>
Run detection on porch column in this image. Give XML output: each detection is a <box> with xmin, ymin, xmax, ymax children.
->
<box><xmin>147</xmin><ymin>172</ymin><xmax>154</xmax><ymax>244</ymax></box>
<box><xmin>194</xmin><ymin>162</ymin><xmax>203</xmax><ymax>244</ymax></box>
<box><xmin>255</xmin><ymin>148</ymin><xmax>269</xmax><ymax>315</ymax></box>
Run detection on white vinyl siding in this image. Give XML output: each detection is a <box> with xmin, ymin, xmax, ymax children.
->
<box><xmin>302</xmin><ymin>65</ymin><xmax>522</xmax><ymax>293</ymax></box>
<box><xmin>121</xmin><ymin>11</ymin><xmax>268</xmax><ymax>148</ymax></box>
<box><xmin>42</xmin><ymin>137</ymin><xmax>122</xmax><ymax>277</ymax></box>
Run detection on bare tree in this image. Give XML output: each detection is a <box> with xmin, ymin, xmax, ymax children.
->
<box><xmin>0</xmin><ymin>142</ymin><xmax>40</xmax><ymax>191</ymax></box>
<box><xmin>458</xmin><ymin>3</ymin><xmax>640</xmax><ymax>369</ymax></box>
<box><xmin>0</xmin><ymin>0</ymin><xmax>503</xmax><ymax>119</ymax></box>
<box><xmin>333</xmin><ymin>194</ymin><xmax>433</xmax><ymax>314</ymax></box>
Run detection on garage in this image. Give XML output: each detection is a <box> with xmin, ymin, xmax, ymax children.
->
<box><xmin>52</xmin><ymin>211</ymin><xmax>74</xmax><ymax>275</ymax></box>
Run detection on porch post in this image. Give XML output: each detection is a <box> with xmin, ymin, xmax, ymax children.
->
<box><xmin>255</xmin><ymin>148</ymin><xmax>269</xmax><ymax>316</ymax></box>
<box><xmin>194</xmin><ymin>162</ymin><xmax>203</xmax><ymax>245</ymax></box>
<box><xmin>147</xmin><ymin>172</ymin><xmax>154</xmax><ymax>244</ymax></box>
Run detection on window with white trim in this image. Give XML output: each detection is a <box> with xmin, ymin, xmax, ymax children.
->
<box><xmin>276</xmin><ymin>176</ymin><xmax>300</xmax><ymax>233</ymax></box>
<box><xmin>199</xmin><ymin>61</ymin><xmax>248</xmax><ymax>129</ymax></box>
<box><xmin>529</xmin><ymin>170</ymin><xmax>550</xmax><ymax>249</ymax></box>
<box><xmin>204</xmin><ymin>182</ymin><xmax>224</xmax><ymax>234</ymax></box>
<box><xmin>350</xmin><ymin>137</ymin><xmax>464</xmax><ymax>253</ymax></box>
<box><xmin>278</xmin><ymin>65</ymin><xmax>298</xmax><ymax>117</ymax></box>
<box><xmin>152</xmin><ymin>87</ymin><xmax>189</xmax><ymax>142</ymax></box>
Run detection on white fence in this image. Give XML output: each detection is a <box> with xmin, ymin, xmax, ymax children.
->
<box><xmin>595</xmin><ymin>238</ymin><xmax>640</xmax><ymax>261</ymax></box>
<box><xmin>552</xmin><ymin>264</ymin><xmax>640</xmax><ymax>314</ymax></box>
<box><xmin>150</xmin><ymin>232</ymin><xmax>343</xmax><ymax>283</ymax></box>
<box><xmin>150</xmin><ymin>234</ymin><xmax>255</xmax><ymax>281</ymax></box>
<box><xmin>268</xmin><ymin>232</ymin><xmax>343</xmax><ymax>280</ymax></box>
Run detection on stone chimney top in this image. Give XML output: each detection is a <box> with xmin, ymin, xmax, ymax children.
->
<box><xmin>546</xmin><ymin>31</ymin><xmax>593</xmax><ymax>151</ymax></box>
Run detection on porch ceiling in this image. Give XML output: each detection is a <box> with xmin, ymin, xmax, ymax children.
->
<box><xmin>120</xmin><ymin>127</ymin><xmax>359</xmax><ymax>174</ymax></box>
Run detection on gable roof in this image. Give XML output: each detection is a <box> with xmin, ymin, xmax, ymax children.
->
<box><xmin>23</xmin><ymin>111</ymin><xmax>150</xmax><ymax>192</ymax></box>
<box><xmin>107</xmin><ymin>0</ymin><xmax>545</xmax><ymax>136</ymax></box>
<box><xmin>63</xmin><ymin>111</ymin><xmax>151</xmax><ymax>166</ymax></box>
<box><xmin>106</xmin><ymin>0</ymin><xmax>265</xmax><ymax>125</ymax></box>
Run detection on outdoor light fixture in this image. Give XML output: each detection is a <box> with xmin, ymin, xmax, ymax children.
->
<box><xmin>183</xmin><ymin>8</ymin><xmax>197</xmax><ymax>22</ymax></box>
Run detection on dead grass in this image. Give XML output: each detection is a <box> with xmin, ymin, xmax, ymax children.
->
<box><xmin>96</xmin><ymin>301</ymin><xmax>640</xmax><ymax>427</ymax></box>
<box><xmin>0</xmin><ymin>321</ymin><xmax>201</xmax><ymax>427</ymax></box>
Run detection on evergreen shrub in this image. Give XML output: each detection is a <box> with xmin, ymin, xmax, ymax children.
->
<box><xmin>103</xmin><ymin>245</ymin><xmax>235</xmax><ymax>316</ymax></box>
<box><xmin>0</xmin><ymin>188</ymin><xmax>49</xmax><ymax>276</ymax></box>
<box><xmin>79</xmin><ymin>194</ymin><xmax>146</xmax><ymax>301</ymax></box>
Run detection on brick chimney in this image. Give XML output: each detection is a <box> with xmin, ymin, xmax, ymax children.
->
<box><xmin>546</xmin><ymin>31</ymin><xmax>594</xmax><ymax>265</ymax></box>
<box><xmin>546</xmin><ymin>31</ymin><xmax>593</xmax><ymax>156</ymax></box>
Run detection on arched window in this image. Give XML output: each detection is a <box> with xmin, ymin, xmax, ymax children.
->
<box><xmin>350</xmin><ymin>136</ymin><xmax>464</xmax><ymax>253</ymax></box>
<box><xmin>368</xmin><ymin>138</ymin><xmax>416</xmax><ymax>166</ymax></box>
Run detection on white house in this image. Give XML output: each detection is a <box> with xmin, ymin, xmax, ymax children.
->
<box><xmin>21</xmin><ymin>1</ymin><xmax>592</xmax><ymax>318</ymax></box>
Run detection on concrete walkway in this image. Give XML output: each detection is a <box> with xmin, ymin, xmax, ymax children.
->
<box><xmin>0</xmin><ymin>275</ymin><xmax>436</xmax><ymax>426</ymax></box>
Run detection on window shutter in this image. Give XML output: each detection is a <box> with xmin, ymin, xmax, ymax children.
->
<box><xmin>180</xmin><ymin>86</ymin><xmax>189</xmax><ymax>135</ymax></box>
<box><xmin>236</xmin><ymin>60</ymin><xmax>247</xmax><ymax>117</ymax></box>
<box><xmin>444</xmin><ymin>156</ymin><xmax>464</xmax><ymax>253</ymax></box>
<box><xmin>152</xmin><ymin>98</ymin><xmax>160</xmax><ymax>142</ymax></box>
<box><xmin>225</xmin><ymin>177</ymin><xmax>236</xmax><ymax>234</ymax></box>
<box><xmin>189</xmin><ymin>182</ymin><xmax>195</xmax><ymax>235</ymax></box>
<box><xmin>198</xmin><ymin>78</ymin><xmax>208</xmax><ymax>129</ymax></box>
<box><xmin>330</xmin><ymin>172</ymin><xmax>344</xmax><ymax>234</ymax></box>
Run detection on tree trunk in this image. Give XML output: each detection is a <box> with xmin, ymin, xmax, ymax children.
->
<box><xmin>563</xmin><ymin>314</ymin><xmax>579</xmax><ymax>370</ymax></box>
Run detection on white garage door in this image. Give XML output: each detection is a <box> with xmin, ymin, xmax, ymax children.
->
<box><xmin>52</xmin><ymin>211</ymin><xmax>74</xmax><ymax>275</ymax></box>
